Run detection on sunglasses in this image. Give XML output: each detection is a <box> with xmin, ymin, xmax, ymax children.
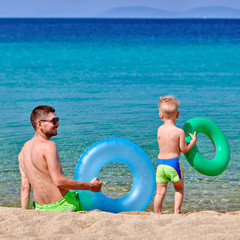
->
<box><xmin>40</xmin><ymin>117</ymin><xmax>59</xmax><ymax>125</ymax></box>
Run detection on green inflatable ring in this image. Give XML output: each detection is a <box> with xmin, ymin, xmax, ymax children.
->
<box><xmin>183</xmin><ymin>118</ymin><xmax>230</xmax><ymax>176</ymax></box>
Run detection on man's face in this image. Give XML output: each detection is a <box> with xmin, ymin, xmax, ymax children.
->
<box><xmin>39</xmin><ymin>112</ymin><xmax>60</xmax><ymax>138</ymax></box>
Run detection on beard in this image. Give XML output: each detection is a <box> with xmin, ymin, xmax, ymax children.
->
<box><xmin>44</xmin><ymin>127</ymin><xmax>58</xmax><ymax>139</ymax></box>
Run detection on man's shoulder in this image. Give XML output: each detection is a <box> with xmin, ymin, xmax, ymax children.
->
<box><xmin>22</xmin><ymin>138</ymin><xmax>57</xmax><ymax>152</ymax></box>
<box><xmin>19</xmin><ymin>139</ymin><xmax>32</xmax><ymax>153</ymax></box>
<box><xmin>40</xmin><ymin>139</ymin><xmax>57</xmax><ymax>150</ymax></box>
<box><xmin>32</xmin><ymin>139</ymin><xmax>58</xmax><ymax>159</ymax></box>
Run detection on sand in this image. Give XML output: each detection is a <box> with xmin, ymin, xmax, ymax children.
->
<box><xmin>0</xmin><ymin>207</ymin><xmax>240</xmax><ymax>240</ymax></box>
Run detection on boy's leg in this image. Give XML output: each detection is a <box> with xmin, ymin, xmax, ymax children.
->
<box><xmin>154</xmin><ymin>182</ymin><xmax>168</xmax><ymax>213</ymax></box>
<box><xmin>173</xmin><ymin>179</ymin><xmax>184</xmax><ymax>214</ymax></box>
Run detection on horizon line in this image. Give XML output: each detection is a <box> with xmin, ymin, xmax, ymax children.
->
<box><xmin>0</xmin><ymin>17</ymin><xmax>240</xmax><ymax>19</ymax></box>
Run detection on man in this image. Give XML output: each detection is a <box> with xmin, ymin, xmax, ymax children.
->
<box><xmin>18</xmin><ymin>105</ymin><xmax>102</xmax><ymax>212</ymax></box>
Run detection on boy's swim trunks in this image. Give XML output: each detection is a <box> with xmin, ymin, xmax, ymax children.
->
<box><xmin>33</xmin><ymin>191</ymin><xmax>86</xmax><ymax>212</ymax></box>
<box><xmin>156</xmin><ymin>158</ymin><xmax>183</xmax><ymax>183</ymax></box>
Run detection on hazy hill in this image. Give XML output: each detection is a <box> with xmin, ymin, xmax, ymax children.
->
<box><xmin>99</xmin><ymin>6</ymin><xmax>176</xmax><ymax>18</ymax></box>
<box><xmin>98</xmin><ymin>6</ymin><xmax>240</xmax><ymax>18</ymax></box>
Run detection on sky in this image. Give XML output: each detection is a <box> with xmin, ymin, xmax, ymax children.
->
<box><xmin>0</xmin><ymin>0</ymin><xmax>240</xmax><ymax>17</ymax></box>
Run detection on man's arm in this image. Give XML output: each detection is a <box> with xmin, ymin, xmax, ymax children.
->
<box><xmin>44</xmin><ymin>141</ymin><xmax>102</xmax><ymax>192</ymax></box>
<box><xmin>19</xmin><ymin>153</ymin><xmax>31</xmax><ymax>209</ymax></box>
<box><xmin>179</xmin><ymin>130</ymin><xmax>197</xmax><ymax>153</ymax></box>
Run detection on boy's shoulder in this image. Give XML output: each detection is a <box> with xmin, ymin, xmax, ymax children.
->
<box><xmin>158</xmin><ymin>124</ymin><xmax>185</xmax><ymax>136</ymax></box>
<box><xmin>175</xmin><ymin>125</ymin><xmax>184</xmax><ymax>132</ymax></box>
<box><xmin>158</xmin><ymin>124</ymin><xmax>183</xmax><ymax>131</ymax></box>
<box><xmin>172</xmin><ymin>126</ymin><xmax>185</xmax><ymax>135</ymax></box>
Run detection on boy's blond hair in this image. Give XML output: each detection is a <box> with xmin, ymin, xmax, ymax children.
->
<box><xmin>158</xmin><ymin>95</ymin><xmax>179</xmax><ymax>118</ymax></box>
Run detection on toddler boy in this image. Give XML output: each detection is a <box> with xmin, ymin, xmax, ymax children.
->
<box><xmin>154</xmin><ymin>95</ymin><xmax>197</xmax><ymax>214</ymax></box>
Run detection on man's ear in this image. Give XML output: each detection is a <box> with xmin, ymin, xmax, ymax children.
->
<box><xmin>176</xmin><ymin>112</ymin><xmax>179</xmax><ymax>119</ymax></box>
<box><xmin>36</xmin><ymin>120</ymin><xmax>42</xmax><ymax>130</ymax></box>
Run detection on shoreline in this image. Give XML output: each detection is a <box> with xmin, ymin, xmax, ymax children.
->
<box><xmin>1</xmin><ymin>207</ymin><xmax>240</xmax><ymax>239</ymax></box>
<box><xmin>2</xmin><ymin>200</ymin><xmax>239</xmax><ymax>213</ymax></box>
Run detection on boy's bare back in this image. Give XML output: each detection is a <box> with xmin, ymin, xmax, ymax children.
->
<box><xmin>158</xmin><ymin>124</ymin><xmax>187</xmax><ymax>159</ymax></box>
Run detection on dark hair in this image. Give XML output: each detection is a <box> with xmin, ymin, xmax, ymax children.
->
<box><xmin>30</xmin><ymin>105</ymin><xmax>55</xmax><ymax>130</ymax></box>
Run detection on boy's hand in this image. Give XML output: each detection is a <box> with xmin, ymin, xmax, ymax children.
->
<box><xmin>189</xmin><ymin>131</ymin><xmax>197</xmax><ymax>144</ymax></box>
<box><xmin>90</xmin><ymin>177</ymin><xmax>102</xmax><ymax>192</ymax></box>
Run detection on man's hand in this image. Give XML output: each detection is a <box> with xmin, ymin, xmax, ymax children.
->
<box><xmin>90</xmin><ymin>177</ymin><xmax>102</xmax><ymax>192</ymax></box>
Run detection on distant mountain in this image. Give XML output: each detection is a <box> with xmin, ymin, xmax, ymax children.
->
<box><xmin>98</xmin><ymin>6</ymin><xmax>176</xmax><ymax>18</ymax></box>
<box><xmin>98</xmin><ymin>6</ymin><xmax>240</xmax><ymax>18</ymax></box>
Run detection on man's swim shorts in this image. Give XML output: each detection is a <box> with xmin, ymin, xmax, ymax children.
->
<box><xmin>156</xmin><ymin>158</ymin><xmax>183</xmax><ymax>183</ymax></box>
<box><xmin>33</xmin><ymin>191</ymin><xmax>86</xmax><ymax>212</ymax></box>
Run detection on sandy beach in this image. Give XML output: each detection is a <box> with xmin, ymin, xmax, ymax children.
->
<box><xmin>0</xmin><ymin>207</ymin><xmax>240</xmax><ymax>240</ymax></box>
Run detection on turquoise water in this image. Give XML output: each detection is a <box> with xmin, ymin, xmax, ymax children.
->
<box><xmin>0</xmin><ymin>19</ymin><xmax>240</xmax><ymax>212</ymax></box>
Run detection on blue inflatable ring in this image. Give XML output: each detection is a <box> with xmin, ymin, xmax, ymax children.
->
<box><xmin>74</xmin><ymin>138</ymin><xmax>155</xmax><ymax>213</ymax></box>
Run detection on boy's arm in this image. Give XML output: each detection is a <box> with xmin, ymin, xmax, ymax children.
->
<box><xmin>179</xmin><ymin>130</ymin><xmax>197</xmax><ymax>153</ymax></box>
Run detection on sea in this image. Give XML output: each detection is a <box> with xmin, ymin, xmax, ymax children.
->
<box><xmin>0</xmin><ymin>18</ymin><xmax>239</xmax><ymax>212</ymax></box>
